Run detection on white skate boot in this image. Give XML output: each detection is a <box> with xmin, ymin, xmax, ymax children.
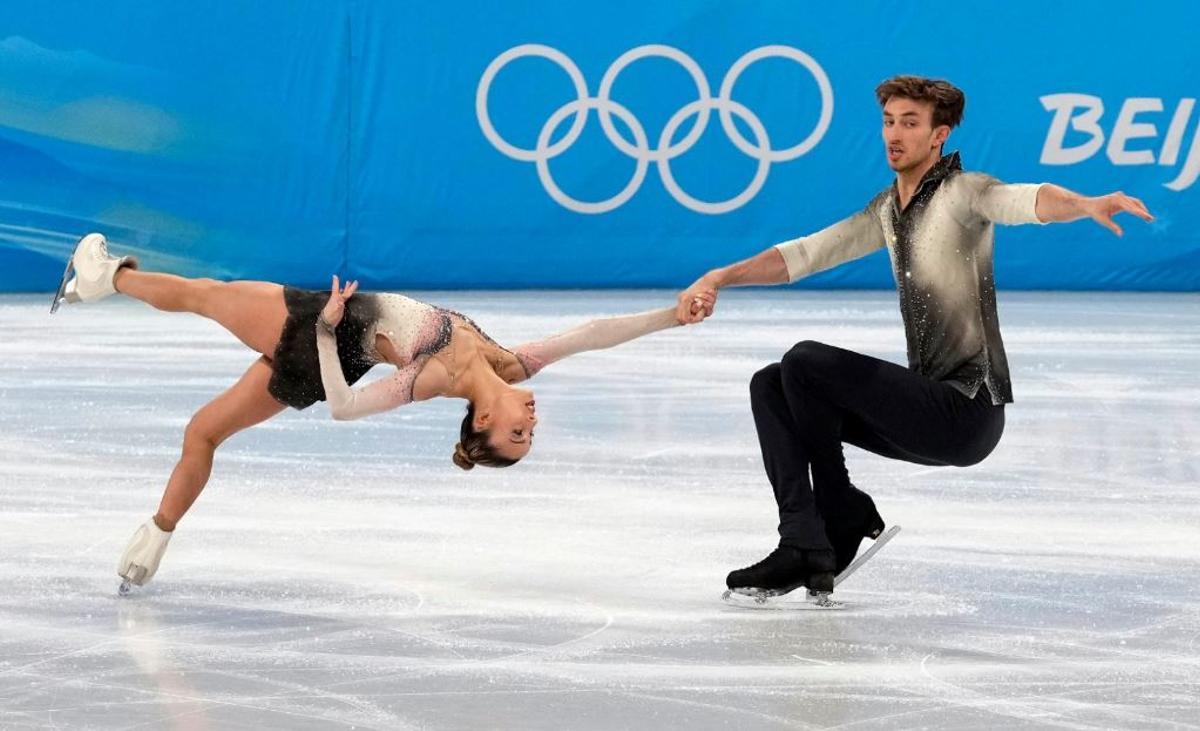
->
<box><xmin>50</xmin><ymin>232</ymin><xmax>139</xmax><ymax>313</ymax></box>
<box><xmin>117</xmin><ymin>517</ymin><xmax>173</xmax><ymax>595</ymax></box>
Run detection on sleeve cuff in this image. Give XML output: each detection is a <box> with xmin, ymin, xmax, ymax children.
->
<box><xmin>773</xmin><ymin>240</ymin><xmax>809</xmax><ymax>283</ymax></box>
<box><xmin>1024</xmin><ymin>183</ymin><xmax>1048</xmax><ymax>225</ymax></box>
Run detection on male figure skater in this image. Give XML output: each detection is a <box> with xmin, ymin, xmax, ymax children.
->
<box><xmin>677</xmin><ymin>75</ymin><xmax>1154</xmax><ymax>598</ymax></box>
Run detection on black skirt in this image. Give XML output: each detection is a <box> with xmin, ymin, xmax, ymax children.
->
<box><xmin>268</xmin><ymin>287</ymin><xmax>381</xmax><ymax>410</ymax></box>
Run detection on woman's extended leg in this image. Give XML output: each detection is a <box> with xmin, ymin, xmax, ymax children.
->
<box><xmin>113</xmin><ymin>269</ymin><xmax>289</xmax><ymax>358</ymax></box>
<box><xmin>153</xmin><ymin>356</ymin><xmax>286</xmax><ymax>530</ymax></box>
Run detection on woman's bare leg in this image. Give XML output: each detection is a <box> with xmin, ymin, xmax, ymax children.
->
<box><xmin>154</xmin><ymin>357</ymin><xmax>285</xmax><ymax>530</ymax></box>
<box><xmin>113</xmin><ymin>269</ymin><xmax>289</xmax><ymax>358</ymax></box>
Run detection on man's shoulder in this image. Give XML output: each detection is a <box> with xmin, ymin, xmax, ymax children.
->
<box><xmin>945</xmin><ymin>170</ymin><xmax>1001</xmax><ymax>192</ymax></box>
<box><xmin>932</xmin><ymin>171</ymin><xmax>1005</xmax><ymax>224</ymax></box>
<box><xmin>864</xmin><ymin>186</ymin><xmax>892</xmax><ymax>213</ymax></box>
<box><xmin>935</xmin><ymin>171</ymin><xmax>1003</xmax><ymax>210</ymax></box>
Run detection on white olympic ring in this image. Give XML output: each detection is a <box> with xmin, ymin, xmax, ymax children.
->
<box><xmin>476</xmin><ymin>43</ymin><xmax>834</xmax><ymax>215</ymax></box>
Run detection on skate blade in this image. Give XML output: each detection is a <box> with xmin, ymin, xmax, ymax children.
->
<box><xmin>49</xmin><ymin>258</ymin><xmax>76</xmax><ymax>314</ymax></box>
<box><xmin>833</xmin><ymin>525</ymin><xmax>902</xmax><ymax>588</ymax></box>
<box><xmin>721</xmin><ymin>588</ymin><xmax>844</xmax><ymax>610</ymax></box>
<box><xmin>49</xmin><ymin>234</ymin><xmax>94</xmax><ymax>314</ymax></box>
<box><xmin>118</xmin><ymin>580</ymin><xmax>133</xmax><ymax>596</ymax></box>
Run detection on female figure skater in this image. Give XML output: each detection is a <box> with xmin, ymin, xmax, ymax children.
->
<box><xmin>52</xmin><ymin>233</ymin><xmax>709</xmax><ymax>590</ymax></box>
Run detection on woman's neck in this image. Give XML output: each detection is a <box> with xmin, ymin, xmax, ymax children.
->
<box><xmin>444</xmin><ymin>352</ymin><xmax>507</xmax><ymax>402</ymax></box>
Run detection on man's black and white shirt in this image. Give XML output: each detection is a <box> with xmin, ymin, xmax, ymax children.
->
<box><xmin>774</xmin><ymin>152</ymin><xmax>1044</xmax><ymax>404</ymax></box>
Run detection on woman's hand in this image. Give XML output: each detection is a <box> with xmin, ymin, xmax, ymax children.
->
<box><xmin>675</xmin><ymin>287</ymin><xmax>716</xmax><ymax>324</ymax></box>
<box><xmin>321</xmin><ymin>275</ymin><xmax>359</xmax><ymax>329</ymax></box>
<box><xmin>675</xmin><ymin>275</ymin><xmax>718</xmax><ymax>324</ymax></box>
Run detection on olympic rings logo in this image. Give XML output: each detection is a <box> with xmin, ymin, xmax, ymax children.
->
<box><xmin>476</xmin><ymin>44</ymin><xmax>833</xmax><ymax>215</ymax></box>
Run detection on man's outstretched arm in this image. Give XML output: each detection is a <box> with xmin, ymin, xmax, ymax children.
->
<box><xmin>675</xmin><ymin>207</ymin><xmax>886</xmax><ymax>324</ymax></box>
<box><xmin>674</xmin><ymin>247</ymin><xmax>790</xmax><ymax>322</ymax></box>
<box><xmin>1033</xmin><ymin>185</ymin><xmax>1154</xmax><ymax>236</ymax></box>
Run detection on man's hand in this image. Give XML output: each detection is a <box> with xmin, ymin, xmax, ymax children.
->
<box><xmin>1084</xmin><ymin>191</ymin><xmax>1154</xmax><ymax>236</ymax></box>
<box><xmin>676</xmin><ymin>276</ymin><xmax>718</xmax><ymax>324</ymax></box>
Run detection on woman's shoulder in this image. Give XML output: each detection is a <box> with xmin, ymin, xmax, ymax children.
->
<box><xmin>497</xmin><ymin>349</ymin><xmax>532</xmax><ymax>383</ymax></box>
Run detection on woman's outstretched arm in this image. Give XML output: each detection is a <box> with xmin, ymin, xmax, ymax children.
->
<box><xmin>512</xmin><ymin>306</ymin><xmax>686</xmax><ymax>379</ymax></box>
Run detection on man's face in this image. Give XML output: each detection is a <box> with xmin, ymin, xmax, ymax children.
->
<box><xmin>881</xmin><ymin>96</ymin><xmax>949</xmax><ymax>173</ymax></box>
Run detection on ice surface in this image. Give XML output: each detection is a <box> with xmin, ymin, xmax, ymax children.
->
<box><xmin>1</xmin><ymin>289</ymin><xmax>1198</xmax><ymax>729</ymax></box>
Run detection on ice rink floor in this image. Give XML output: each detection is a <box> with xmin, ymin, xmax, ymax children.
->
<box><xmin>1</xmin><ymin>289</ymin><xmax>1198</xmax><ymax>730</ymax></box>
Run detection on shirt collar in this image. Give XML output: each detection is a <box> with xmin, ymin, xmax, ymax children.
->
<box><xmin>891</xmin><ymin>150</ymin><xmax>962</xmax><ymax>208</ymax></box>
<box><xmin>922</xmin><ymin>150</ymin><xmax>962</xmax><ymax>183</ymax></box>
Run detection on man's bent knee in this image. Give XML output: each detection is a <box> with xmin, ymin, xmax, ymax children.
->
<box><xmin>749</xmin><ymin>362</ymin><xmax>782</xmax><ymax>401</ymax></box>
<box><xmin>780</xmin><ymin>340</ymin><xmax>833</xmax><ymax>382</ymax></box>
<box><xmin>782</xmin><ymin>340</ymin><xmax>829</xmax><ymax>363</ymax></box>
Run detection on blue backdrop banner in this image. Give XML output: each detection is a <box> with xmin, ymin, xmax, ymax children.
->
<box><xmin>1</xmin><ymin>1</ymin><xmax>1196</xmax><ymax>291</ymax></box>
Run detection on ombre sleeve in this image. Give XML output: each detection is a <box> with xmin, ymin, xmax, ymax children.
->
<box><xmin>773</xmin><ymin>205</ymin><xmax>887</xmax><ymax>283</ymax></box>
<box><xmin>315</xmin><ymin>326</ymin><xmax>422</xmax><ymax>420</ymax></box>
<box><xmin>966</xmin><ymin>173</ymin><xmax>1046</xmax><ymax>225</ymax></box>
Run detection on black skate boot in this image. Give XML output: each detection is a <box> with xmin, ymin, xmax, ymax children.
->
<box><xmin>724</xmin><ymin>546</ymin><xmax>836</xmax><ymax>602</ymax></box>
<box><xmin>824</xmin><ymin>487</ymin><xmax>886</xmax><ymax>575</ymax></box>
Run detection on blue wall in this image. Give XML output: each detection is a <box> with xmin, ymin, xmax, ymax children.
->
<box><xmin>1</xmin><ymin>1</ymin><xmax>1196</xmax><ymax>291</ymax></box>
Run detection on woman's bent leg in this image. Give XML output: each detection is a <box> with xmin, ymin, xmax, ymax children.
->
<box><xmin>154</xmin><ymin>357</ymin><xmax>285</xmax><ymax>530</ymax></box>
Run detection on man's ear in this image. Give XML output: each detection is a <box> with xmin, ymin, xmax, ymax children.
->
<box><xmin>932</xmin><ymin>124</ymin><xmax>951</xmax><ymax>149</ymax></box>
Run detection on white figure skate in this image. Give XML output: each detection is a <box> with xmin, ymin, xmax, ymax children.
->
<box><xmin>117</xmin><ymin>518</ymin><xmax>173</xmax><ymax>595</ymax></box>
<box><xmin>50</xmin><ymin>232</ymin><xmax>138</xmax><ymax>313</ymax></box>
